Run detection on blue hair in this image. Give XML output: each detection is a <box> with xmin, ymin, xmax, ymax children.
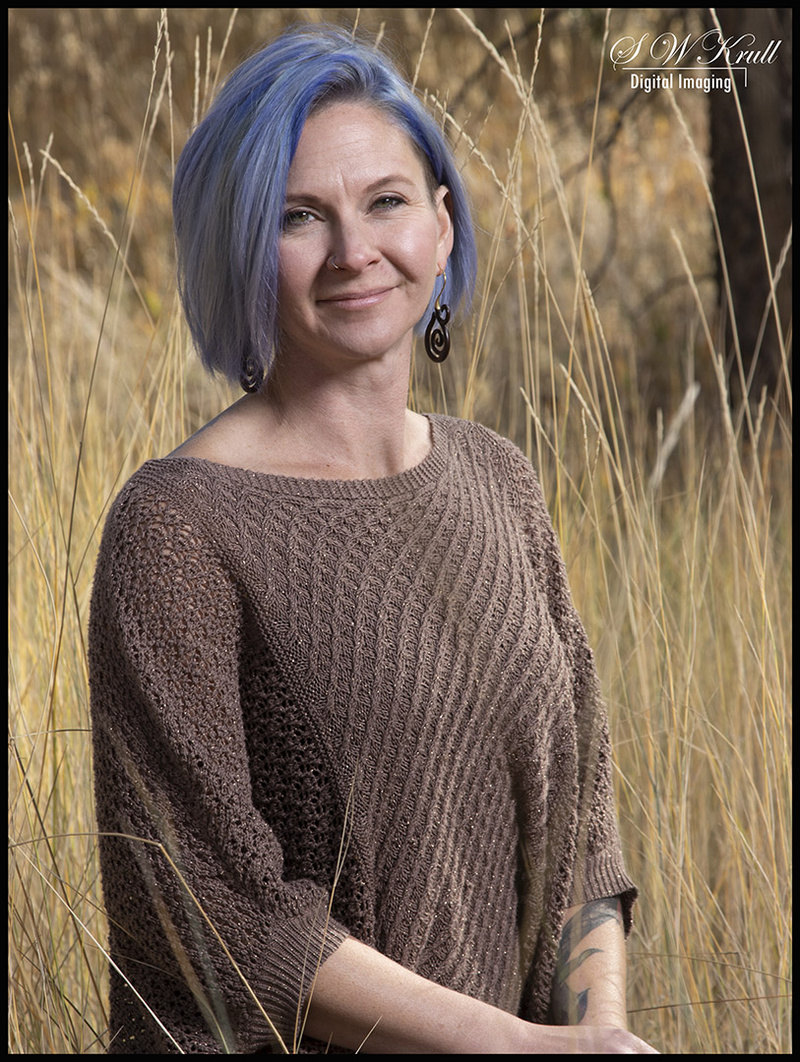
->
<box><xmin>172</xmin><ymin>24</ymin><xmax>478</xmax><ymax>389</ymax></box>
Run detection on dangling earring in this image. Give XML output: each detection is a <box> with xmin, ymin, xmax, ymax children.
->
<box><xmin>240</xmin><ymin>355</ymin><xmax>264</xmax><ymax>394</ymax></box>
<box><xmin>424</xmin><ymin>271</ymin><xmax>451</xmax><ymax>363</ymax></box>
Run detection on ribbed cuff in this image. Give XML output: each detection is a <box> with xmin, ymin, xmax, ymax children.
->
<box><xmin>572</xmin><ymin>849</ymin><xmax>638</xmax><ymax>934</ymax></box>
<box><xmin>255</xmin><ymin>906</ymin><xmax>350</xmax><ymax>1051</ymax></box>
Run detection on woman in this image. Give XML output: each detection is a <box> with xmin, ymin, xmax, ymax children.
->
<box><xmin>89</xmin><ymin>24</ymin><xmax>657</xmax><ymax>1054</ymax></box>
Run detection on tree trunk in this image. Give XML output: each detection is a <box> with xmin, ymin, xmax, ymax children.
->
<box><xmin>708</xmin><ymin>8</ymin><xmax>792</xmax><ymax>410</ymax></box>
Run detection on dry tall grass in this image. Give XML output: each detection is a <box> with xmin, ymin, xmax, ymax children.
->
<box><xmin>9</xmin><ymin>8</ymin><xmax>791</xmax><ymax>1053</ymax></box>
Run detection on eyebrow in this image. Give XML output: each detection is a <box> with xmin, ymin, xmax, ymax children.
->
<box><xmin>283</xmin><ymin>173</ymin><xmax>419</xmax><ymax>205</ymax></box>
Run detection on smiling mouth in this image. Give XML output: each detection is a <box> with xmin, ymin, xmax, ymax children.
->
<box><xmin>319</xmin><ymin>287</ymin><xmax>394</xmax><ymax>307</ymax></box>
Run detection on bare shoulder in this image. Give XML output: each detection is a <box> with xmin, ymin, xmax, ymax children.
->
<box><xmin>164</xmin><ymin>395</ymin><xmax>297</xmax><ymax>477</ymax></box>
<box><xmin>166</xmin><ymin>398</ymin><xmax>255</xmax><ymax>466</ymax></box>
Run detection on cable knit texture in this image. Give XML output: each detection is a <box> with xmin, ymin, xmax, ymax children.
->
<box><xmin>89</xmin><ymin>413</ymin><xmax>637</xmax><ymax>1054</ymax></box>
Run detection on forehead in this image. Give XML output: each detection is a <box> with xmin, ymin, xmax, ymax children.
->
<box><xmin>288</xmin><ymin>100</ymin><xmax>431</xmax><ymax>189</ymax></box>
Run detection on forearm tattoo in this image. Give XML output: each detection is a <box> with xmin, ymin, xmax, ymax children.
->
<box><xmin>551</xmin><ymin>897</ymin><xmax>622</xmax><ymax>1024</ymax></box>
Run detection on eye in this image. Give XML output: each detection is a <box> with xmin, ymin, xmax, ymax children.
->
<box><xmin>371</xmin><ymin>194</ymin><xmax>406</xmax><ymax>212</ymax></box>
<box><xmin>281</xmin><ymin>208</ymin><xmax>316</xmax><ymax>230</ymax></box>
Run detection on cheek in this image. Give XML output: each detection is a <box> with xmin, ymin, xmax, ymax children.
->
<box><xmin>414</xmin><ymin>211</ymin><xmax>442</xmax><ymax>257</ymax></box>
<box><xmin>277</xmin><ymin>243</ymin><xmax>320</xmax><ymax>304</ymax></box>
<box><xmin>389</xmin><ymin>219</ymin><xmax>440</xmax><ymax>281</ymax></box>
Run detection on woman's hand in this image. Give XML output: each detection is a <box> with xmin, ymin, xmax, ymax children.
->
<box><xmin>519</xmin><ymin>1023</ymin><xmax>659</xmax><ymax>1054</ymax></box>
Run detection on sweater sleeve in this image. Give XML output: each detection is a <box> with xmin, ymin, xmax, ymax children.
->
<box><xmin>499</xmin><ymin>440</ymin><xmax>638</xmax><ymax>933</ymax></box>
<box><xmin>89</xmin><ymin>473</ymin><xmax>349</xmax><ymax>1053</ymax></box>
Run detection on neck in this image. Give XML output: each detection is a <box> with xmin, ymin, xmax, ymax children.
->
<box><xmin>254</xmin><ymin>349</ymin><xmax>427</xmax><ymax>480</ymax></box>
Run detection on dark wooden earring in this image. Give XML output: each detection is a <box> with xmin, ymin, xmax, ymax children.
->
<box><xmin>424</xmin><ymin>272</ymin><xmax>451</xmax><ymax>363</ymax></box>
<box><xmin>240</xmin><ymin>355</ymin><xmax>264</xmax><ymax>393</ymax></box>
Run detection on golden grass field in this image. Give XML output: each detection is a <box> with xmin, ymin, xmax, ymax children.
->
<box><xmin>9</xmin><ymin>8</ymin><xmax>791</xmax><ymax>1053</ymax></box>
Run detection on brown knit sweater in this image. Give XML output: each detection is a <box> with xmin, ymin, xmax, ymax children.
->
<box><xmin>89</xmin><ymin>413</ymin><xmax>636</xmax><ymax>1054</ymax></box>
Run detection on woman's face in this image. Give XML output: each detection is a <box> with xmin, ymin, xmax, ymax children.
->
<box><xmin>276</xmin><ymin>101</ymin><xmax>453</xmax><ymax>374</ymax></box>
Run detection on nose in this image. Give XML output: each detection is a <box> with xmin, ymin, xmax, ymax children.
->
<box><xmin>328</xmin><ymin>214</ymin><xmax>381</xmax><ymax>273</ymax></box>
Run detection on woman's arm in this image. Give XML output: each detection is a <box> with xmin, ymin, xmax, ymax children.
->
<box><xmin>303</xmin><ymin>936</ymin><xmax>528</xmax><ymax>1053</ymax></box>
<box><xmin>302</xmin><ymin>932</ymin><xmax>658</xmax><ymax>1053</ymax></box>
<box><xmin>551</xmin><ymin>897</ymin><xmax>630</xmax><ymax>1027</ymax></box>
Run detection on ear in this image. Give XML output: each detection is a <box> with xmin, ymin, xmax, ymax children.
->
<box><xmin>435</xmin><ymin>185</ymin><xmax>455</xmax><ymax>265</ymax></box>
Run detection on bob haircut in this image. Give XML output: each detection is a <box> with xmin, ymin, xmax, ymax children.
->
<box><xmin>172</xmin><ymin>24</ymin><xmax>478</xmax><ymax>390</ymax></box>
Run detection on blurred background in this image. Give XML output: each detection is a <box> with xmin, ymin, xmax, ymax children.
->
<box><xmin>9</xmin><ymin>8</ymin><xmax>792</xmax><ymax>1054</ymax></box>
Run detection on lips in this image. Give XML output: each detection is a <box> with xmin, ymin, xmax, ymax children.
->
<box><xmin>318</xmin><ymin>287</ymin><xmax>394</xmax><ymax>308</ymax></box>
